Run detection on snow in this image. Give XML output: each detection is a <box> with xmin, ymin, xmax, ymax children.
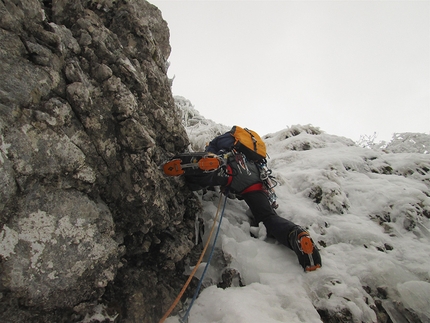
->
<box><xmin>164</xmin><ymin>97</ymin><xmax>430</xmax><ymax>323</ymax></box>
<box><xmin>398</xmin><ymin>281</ymin><xmax>430</xmax><ymax>322</ymax></box>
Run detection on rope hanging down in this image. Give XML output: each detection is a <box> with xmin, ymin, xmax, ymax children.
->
<box><xmin>158</xmin><ymin>194</ymin><xmax>228</xmax><ymax>323</ymax></box>
<box><xmin>180</xmin><ymin>193</ymin><xmax>228</xmax><ymax>322</ymax></box>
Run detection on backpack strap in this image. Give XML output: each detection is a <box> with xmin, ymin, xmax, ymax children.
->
<box><xmin>244</xmin><ymin>128</ymin><xmax>258</xmax><ymax>152</ymax></box>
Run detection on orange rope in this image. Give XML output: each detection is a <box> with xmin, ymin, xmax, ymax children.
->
<box><xmin>158</xmin><ymin>196</ymin><xmax>224</xmax><ymax>323</ymax></box>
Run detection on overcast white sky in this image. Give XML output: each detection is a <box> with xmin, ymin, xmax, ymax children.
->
<box><xmin>149</xmin><ymin>0</ymin><xmax>429</xmax><ymax>142</ymax></box>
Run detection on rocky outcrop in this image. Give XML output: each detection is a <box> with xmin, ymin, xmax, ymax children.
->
<box><xmin>0</xmin><ymin>1</ymin><xmax>198</xmax><ymax>322</ymax></box>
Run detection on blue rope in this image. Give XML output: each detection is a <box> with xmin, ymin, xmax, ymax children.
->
<box><xmin>180</xmin><ymin>194</ymin><xmax>229</xmax><ymax>323</ymax></box>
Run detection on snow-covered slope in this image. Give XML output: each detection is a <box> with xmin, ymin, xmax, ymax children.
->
<box><xmin>168</xmin><ymin>98</ymin><xmax>430</xmax><ymax>323</ymax></box>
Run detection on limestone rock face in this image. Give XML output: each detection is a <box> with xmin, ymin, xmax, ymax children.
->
<box><xmin>0</xmin><ymin>1</ymin><xmax>196</xmax><ymax>322</ymax></box>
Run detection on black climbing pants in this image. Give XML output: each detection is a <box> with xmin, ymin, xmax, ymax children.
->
<box><xmin>182</xmin><ymin>165</ymin><xmax>298</xmax><ymax>249</ymax></box>
<box><xmin>243</xmin><ymin>190</ymin><xmax>297</xmax><ymax>249</ymax></box>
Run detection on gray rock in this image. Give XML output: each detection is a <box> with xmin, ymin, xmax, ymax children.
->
<box><xmin>0</xmin><ymin>0</ymin><xmax>197</xmax><ymax>322</ymax></box>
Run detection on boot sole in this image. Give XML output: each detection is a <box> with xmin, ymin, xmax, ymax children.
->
<box><xmin>305</xmin><ymin>264</ymin><xmax>321</xmax><ymax>272</ymax></box>
<box><xmin>298</xmin><ymin>232</ymin><xmax>314</xmax><ymax>254</ymax></box>
<box><xmin>198</xmin><ymin>157</ymin><xmax>221</xmax><ymax>171</ymax></box>
<box><xmin>163</xmin><ymin>159</ymin><xmax>184</xmax><ymax>176</ymax></box>
<box><xmin>162</xmin><ymin>156</ymin><xmax>221</xmax><ymax>176</ymax></box>
<box><xmin>297</xmin><ymin>232</ymin><xmax>322</xmax><ymax>272</ymax></box>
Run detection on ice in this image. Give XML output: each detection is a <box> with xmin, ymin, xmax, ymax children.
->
<box><xmin>162</xmin><ymin>98</ymin><xmax>430</xmax><ymax>322</ymax></box>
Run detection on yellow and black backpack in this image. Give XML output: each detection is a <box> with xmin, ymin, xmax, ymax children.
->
<box><xmin>229</xmin><ymin>126</ymin><xmax>267</xmax><ymax>161</ymax></box>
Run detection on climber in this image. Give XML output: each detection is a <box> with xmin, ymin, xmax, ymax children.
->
<box><xmin>163</xmin><ymin>126</ymin><xmax>322</xmax><ymax>272</ymax></box>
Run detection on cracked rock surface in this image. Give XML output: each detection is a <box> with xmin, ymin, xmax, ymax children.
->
<box><xmin>0</xmin><ymin>1</ymin><xmax>198</xmax><ymax>322</ymax></box>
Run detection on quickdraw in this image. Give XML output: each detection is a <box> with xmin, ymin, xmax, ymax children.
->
<box><xmin>233</xmin><ymin>150</ymin><xmax>251</xmax><ymax>175</ymax></box>
<box><xmin>257</xmin><ymin>162</ymin><xmax>279</xmax><ymax>209</ymax></box>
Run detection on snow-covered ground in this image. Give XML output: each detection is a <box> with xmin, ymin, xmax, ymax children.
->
<box><xmin>165</xmin><ymin>97</ymin><xmax>430</xmax><ymax>323</ymax></box>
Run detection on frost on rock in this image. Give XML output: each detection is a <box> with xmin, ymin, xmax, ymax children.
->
<box><xmin>398</xmin><ymin>281</ymin><xmax>430</xmax><ymax>322</ymax></box>
<box><xmin>264</xmin><ymin>124</ymin><xmax>356</xmax><ymax>152</ymax></box>
<box><xmin>175</xmin><ymin>117</ymin><xmax>430</xmax><ymax>323</ymax></box>
<box><xmin>380</xmin><ymin>132</ymin><xmax>430</xmax><ymax>154</ymax></box>
<box><xmin>175</xmin><ymin>96</ymin><xmax>230</xmax><ymax>151</ymax></box>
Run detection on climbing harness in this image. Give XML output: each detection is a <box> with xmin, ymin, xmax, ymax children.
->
<box><xmin>224</xmin><ymin>150</ymin><xmax>278</xmax><ymax>209</ymax></box>
<box><xmin>158</xmin><ymin>193</ymin><xmax>228</xmax><ymax>323</ymax></box>
<box><xmin>257</xmin><ymin>161</ymin><xmax>279</xmax><ymax>209</ymax></box>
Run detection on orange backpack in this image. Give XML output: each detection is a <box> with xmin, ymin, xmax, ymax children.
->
<box><xmin>230</xmin><ymin>126</ymin><xmax>267</xmax><ymax>161</ymax></box>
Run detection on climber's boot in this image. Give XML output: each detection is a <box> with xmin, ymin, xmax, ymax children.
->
<box><xmin>289</xmin><ymin>226</ymin><xmax>322</xmax><ymax>272</ymax></box>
